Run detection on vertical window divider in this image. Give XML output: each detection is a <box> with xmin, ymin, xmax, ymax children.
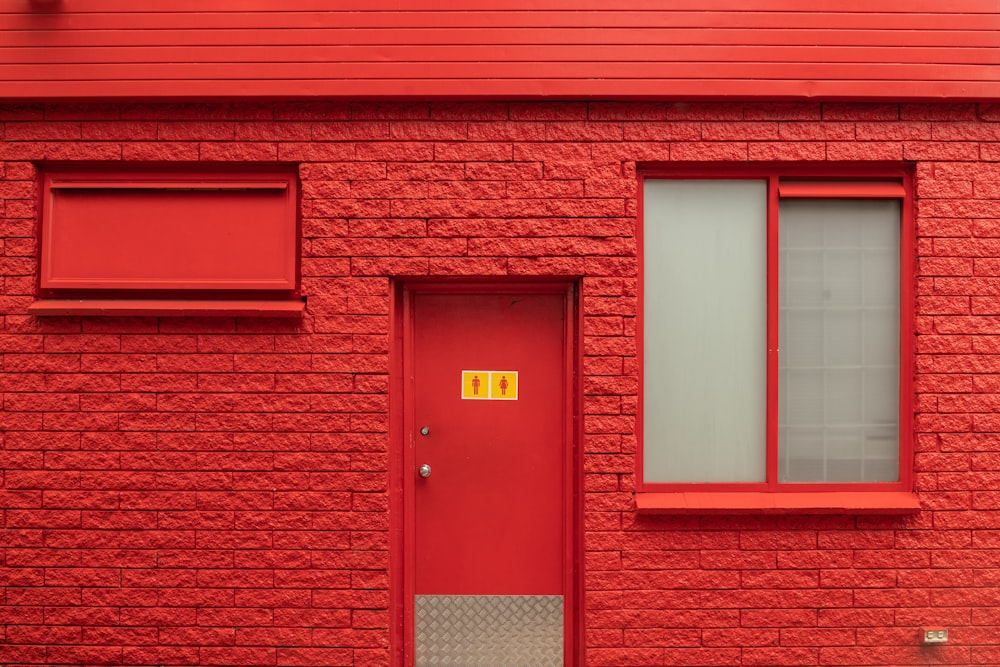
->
<box><xmin>766</xmin><ymin>174</ymin><xmax>780</xmax><ymax>490</ymax></box>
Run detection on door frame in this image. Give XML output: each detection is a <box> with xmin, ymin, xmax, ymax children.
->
<box><xmin>389</xmin><ymin>279</ymin><xmax>582</xmax><ymax>666</ymax></box>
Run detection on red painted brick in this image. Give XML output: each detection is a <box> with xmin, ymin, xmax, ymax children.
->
<box><xmin>277</xmin><ymin>647</ymin><xmax>353</xmax><ymax>666</ymax></box>
<box><xmin>269</xmin><ymin>102</ymin><xmax>347</xmax><ymax>121</ymax></box>
<box><xmin>776</xmin><ymin>122</ymin><xmax>854</xmax><ymax>140</ymax></box>
<box><xmin>670</xmin><ymin>141</ymin><xmax>748</xmax><ymax>161</ymax></box>
<box><xmin>43</xmin><ymin>141</ymin><xmax>123</xmax><ymax>160</ymax></box>
<box><xmin>82</xmin><ymin>121</ymin><xmax>156</xmax><ymax>140</ymax></box>
<box><xmin>509</xmin><ymin>102</ymin><xmax>587</xmax><ymax>121</ymax></box>
<box><xmin>511</xmin><ymin>141</ymin><xmax>591</xmax><ymax>161</ymax></box>
<box><xmin>703</xmin><ymin>122</ymin><xmax>779</xmax><ymax>141</ymax></box>
<box><xmin>665</xmin><ymin>103</ymin><xmax>745</xmax><ymax>121</ymax></box>
<box><xmin>593</xmin><ymin>142</ymin><xmax>657</xmax><ymax>163</ymax></box>
<box><xmin>6</xmin><ymin>122</ymin><xmax>81</xmax><ymax>140</ymax></box>
<box><xmin>235</xmin><ymin>121</ymin><xmax>312</xmax><ymax>141</ymax></box>
<box><xmin>156</xmin><ymin>121</ymin><xmax>234</xmax><ymax>140</ymax></box>
<box><xmin>430</xmin><ymin>101</ymin><xmax>508</xmax><ymax>121</ymax></box>
<box><xmin>390</xmin><ymin>121</ymin><xmax>467</xmax><ymax>140</ymax></box>
<box><xmin>827</xmin><ymin>141</ymin><xmax>904</xmax><ymax>161</ymax></box>
<box><xmin>277</xmin><ymin>142</ymin><xmax>355</xmax><ymax>161</ymax></box>
<box><xmin>122</xmin><ymin>103</ymin><xmax>270</xmax><ymax>121</ymax></box>
<box><xmin>200</xmin><ymin>647</ymin><xmax>276</xmax><ymax>666</ymax></box>
<box><xmin>467</xmin><ymin>121</ymin><xmax>546</xmax><ymax>141</ymax></box>
<box><xmin>0</xmin><ymin>102</ymin><xmax>42</xmax><ymax>119</ymax></box>
<box><xmin>122</xmin><ymin>141</ymin><xmax>199</xmax><ymax>160</ymax></box>
<box><xmin>905</xmin><ymin>141</ymin><xmax>980</xmax><ymax>160</ymax></box>
<box><xmin>852</xmin><ymin>121</ymin><xmax>931</xmax><ymax>140</ymax></box>
<box><xmin>589</xmin><ymin>102</ymin><xmax>668</xmax><ymax>121</ymax></box>
<box><xmin>200</xmin><ymin>141</ymin><xmax>277</xmax><ymax>161</ymax></box>
<box><xmin>621</xmin><ymin>122</ymin><xmax>700</xmax><ymax>141</ymax></box>
<box><xmin>820</xmin><ymin>103</ymin><xmax>898</xmax><ymax>121</ymax></box>
<box><xmin>750</xmin><ymin>141</ymin><xmax>826</xmax><ymax>160</ymax></box>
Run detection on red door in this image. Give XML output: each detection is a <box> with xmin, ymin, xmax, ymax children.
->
<box><xmin>406</xmin><ymin>287</ymin><xmax>571</xmax><ymax>665</ymax></box>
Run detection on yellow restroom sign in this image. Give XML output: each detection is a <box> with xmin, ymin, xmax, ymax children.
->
<box><xmin>461</xmin><ymin>370</ymin><xmax>518</xmax><ymax>400</ymax></box>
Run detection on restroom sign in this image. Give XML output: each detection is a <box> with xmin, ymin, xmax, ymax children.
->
<box><xmin>462</xmin><ymin>370</ymin><xmax>518</xmax><ymax>400</ymax></box>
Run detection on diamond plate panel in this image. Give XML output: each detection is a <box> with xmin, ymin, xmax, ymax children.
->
<box><xmin>416</xmin><ymin>594</ymin><xmax>563</xmax><ymax>666</ymax></box>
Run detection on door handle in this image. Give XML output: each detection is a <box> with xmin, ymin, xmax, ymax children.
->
<box><xmin>418</xmin><ymin>464</ymin><xmax>432</xmax><ymax>478</ymax></box>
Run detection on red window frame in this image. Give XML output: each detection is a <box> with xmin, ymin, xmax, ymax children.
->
<box><xmin>636</xmin><ymin>164</ymin><xmax>916</xmax><ymax>513</ymax></box>
<box><xmin>30</xmin><ymin>165</ymin><xmax>302</xmax><ymax>317</ymax></box>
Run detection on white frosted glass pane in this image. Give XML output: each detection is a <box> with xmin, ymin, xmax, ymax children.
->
<box><xmin>864</xmin><ymin>214</ymin><xmax>899</xmax><ymax>246</ymax></box>
<box><xmin>824</xmin><ymin>370</ymin><xmax>863</xmax><ymax>423</ymax></box>
<box><xmin>779</xmin><ymin>199</ymin><xmax>899</xmax><ymax>483</ymax></box>
<box><xmin>825</xmin><ymin>251</ymin><xmax>863</xmax><ymax>306</ymax></box>
<box><xmin>828</xmin><ymin>427</ymin><xmax>864</xmax><ymax>459</ymax></box>
<box><xmin>780</xmin><ymin>369</ymin><xmax>824</xmax><ymax>425</ymax></box>
<box><xmin>643</xmin><ymin>180</ymin><xmax>766</xmax><ymax>483</ymax></box>
<box><xmin>781</xmin><ymin>217</ymin><xmax>823</xmax><ymax>248</ymax></box>
<box><xmin>863</xmin><ymin>369</ymin><xmax>899</xmax><ymax>424</ymax></box>
<box><xmin>824</xmin><ymin>217</ymin><xmax>863</xmax><ymax>246</ymax></box>
<box><xmin>865</xmin><ymin>425</ymin><xmax>898</xmax><ymax>449</ymax></box>
<box><xmin>781</xmin><ymin>427</ymin><xmax>824</xmax><ymax>481</ymax></box>
<box><xmin>826</xmin><ymin>428</ymin><xmax>865</xmax><ymax>482</ymax></box>
<box><xmin>864</xmin><ymin>309</ymin><xmax>899</xmax><ymax>364</ymax></box>
<box><xmin>781</xmin><ymin>249</ymin><xmax>823</xmax><ymax>307</ymax></box>
<box><xmin>825</xmin><ymin>311</ymin><xmax>862</xmax><ymax>366</ymax></box>
<box><xmin>864</xmin><ymin>250</ymin><xmax>898</xmax><ymax>306</ymax></box>
<box><xmin>864</xmin><ymin>458</ymin><xmax>899</xmax><ymax>482</ymax></box>
<box><xmin>782</xmin><ymin>310</ymin><xmax>824</xmax><ymax>366</ymax></box>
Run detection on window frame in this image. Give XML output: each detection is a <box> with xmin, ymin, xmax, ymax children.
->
<box><xmin>636</xmin><ymin>164</ymin><xmax>915</xmax><ymax>506</ymax></box>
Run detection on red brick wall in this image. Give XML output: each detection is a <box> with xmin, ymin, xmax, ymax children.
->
<box><xmin>0</xmin><ymin>101</ymin><xmax>995</xmax><ymax>666</ymax></box>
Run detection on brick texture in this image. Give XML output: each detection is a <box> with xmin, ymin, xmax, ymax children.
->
<box><xmin>0</xmin><ymin>101</ymin><xmax>997</xmax><ymax>666</ymax></box>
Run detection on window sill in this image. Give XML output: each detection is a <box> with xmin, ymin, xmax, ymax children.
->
<box><xmin>28</xmin><ymin>299</ymin><xmax>305</xmax><ymax>318</ymax></box>
<box><xmin>635</xmin><ymin>491</ymin><xmax>920</xmax><ymax>515</ymax></box>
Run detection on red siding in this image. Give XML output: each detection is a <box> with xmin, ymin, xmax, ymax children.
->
<box><xmin>0</xmin><ymin>100</ymin><xmax>998</xmax><ymax>666</ymax></box>
<box><xmin>3</xmin><ymin>1</ymin><xmax>1000</xmax><ymax>100</ymax></box>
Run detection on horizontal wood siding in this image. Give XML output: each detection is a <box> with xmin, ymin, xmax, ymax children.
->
<box><xmin>4</xmin><ymin>0</ymin><xmax>1000</xmax><ymax>100</ymax></box>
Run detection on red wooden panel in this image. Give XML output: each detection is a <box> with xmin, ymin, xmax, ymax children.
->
<box><xmin>5</xmin><ymin>61</ymin><xmax>1000</xmax><ymax>84</ymax></box>
<box><xmin>5</xmin><ymin>27</ymin><xmax>1000</xmax><ymax>49</ymax></box>
<box><xmin>8</xmin><ymin>77</ymin><xmax>1000</xmax><ymax>100</ymax></box>
<box><xmin>4</xmin><ymin>45</ymin><xmax>999</xmax><ymax>67</ymax></box>
<box><xmin>5</xmin><ymin>0</ymin><xmax>1000</xmax><ymax>12</ymax></box>
<box><xmin>5</xmin><ymin>10</ymin><xmax>1000</xmax><ymax>31</ymax></box>
<box><xmin>41</xmin><ymin>171</ymin><xmax>297</xmax><ymax>292</ymax></box>
<box><xmin>4</xmin><ymin>1</ymin><xmax>1000</xmax><ymax>100</ymax></box>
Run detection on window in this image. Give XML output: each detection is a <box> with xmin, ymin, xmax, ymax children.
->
<box><xmin>638</xmin><ymin>167</ymin><xmax>914</xmax><ymax>511</ymax></box>
<box><xmin>30</xmin><ymin>167</ymin><xmax>302</xmax><ymax>317</ymax></box>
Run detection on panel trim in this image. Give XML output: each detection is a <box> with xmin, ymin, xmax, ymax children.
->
<box><xmin>27</xmin><ymin>298</ymin><xmax>305</xmax><ymax>317</ymax></box>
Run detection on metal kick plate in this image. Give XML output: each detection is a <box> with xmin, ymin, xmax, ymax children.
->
<box><xmin>415</xmin><ymin>594</ymin><xmax>563</xmax><ymax>666</ymax></box>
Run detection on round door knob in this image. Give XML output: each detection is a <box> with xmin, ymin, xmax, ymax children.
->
<box><xmin>418</xmin><ymin>464</ymin><xmax>432</xmax><ymax>478</ymax></box>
